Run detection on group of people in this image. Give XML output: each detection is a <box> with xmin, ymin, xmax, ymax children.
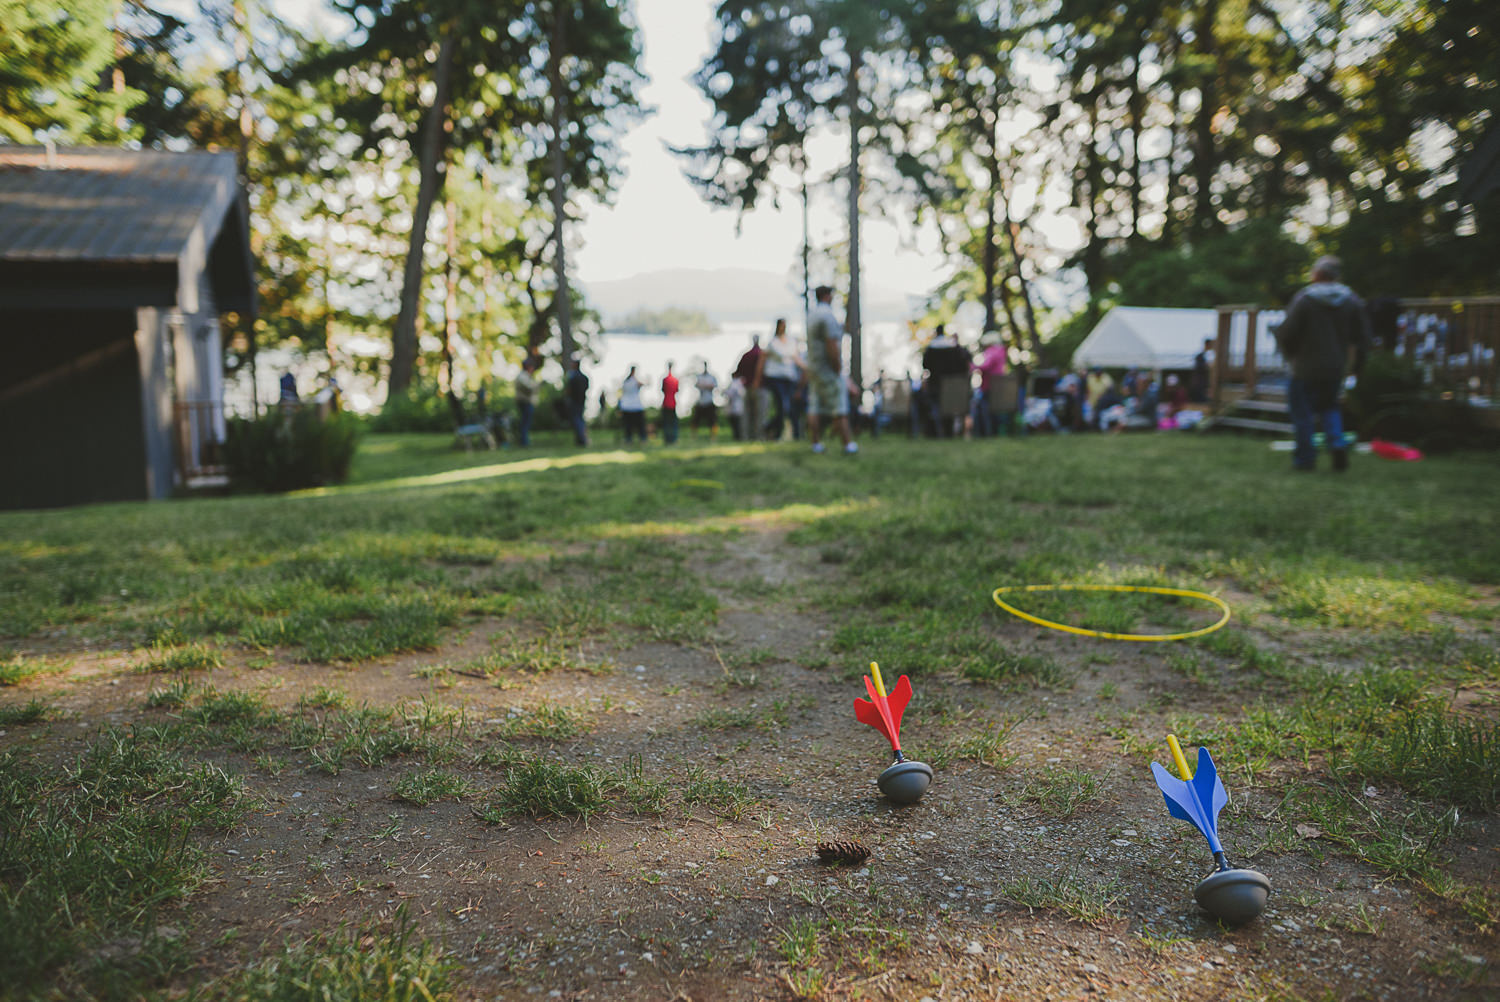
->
<box><xmin>903</xmin><ymin>325</ymin><xmax>1022</xmax><ymax>439</ymax></box>
<box><xmin>613</xmin><ymin>359</ymin><xmax>717</xmax><ymax>444</ymax></box>
<box><xmin>501</xmin><ymin>255</ymin><xmax>1373</xmax><ymax>472</ymax></box>
<box><xmin>1032</xmin><ymin>363</ymin><xmax>1203</xmax><ymax>434</ymax></box>
<box><xmin>562</xmin><ymin>285</ymin><xmax>863</xmax><ymax>454</ymax></box>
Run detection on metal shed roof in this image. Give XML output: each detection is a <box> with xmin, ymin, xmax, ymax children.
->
<box><xmin>0</xmin><ymin>145</ymin><xmax>255</xmax><ymax>313</ymax></box>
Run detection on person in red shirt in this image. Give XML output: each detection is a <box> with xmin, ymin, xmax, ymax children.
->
<box><xmin>660</xmin><ymin>362</ymin><xmax>680</xmax><ymax>444</ymax></box>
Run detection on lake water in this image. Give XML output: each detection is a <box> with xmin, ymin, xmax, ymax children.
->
<box><xmin>228</xmin><ymin>320</ymin><xmax>927</xmax><ymax>418</ymax></box>
<box><xmin>590</xmin><ymin>320</ymin><xmax>923</xmax><ymax>413</ymax></box>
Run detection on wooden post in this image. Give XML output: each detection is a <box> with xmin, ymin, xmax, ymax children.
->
<box><xmin>1212</xmin><ymin>309</ymin><xmax>1231</xmax><ymax>408</ymax></box>
<box><xmin>1244</xmin><ymin>308</ymin><xmax>1259</xmax><ymax>398</ymax></box>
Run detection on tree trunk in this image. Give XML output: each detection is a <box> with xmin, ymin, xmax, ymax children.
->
<box><xmin>234</xmin><ymin>0</ymin><xmax>252</xmax><ymax>177</ymax></box>
<box><xmin>982</xmin><ymin>128</ymin><xmax>1000</xmax><ymax>333</ymax></box>
<box><xmin>846</xmin><ymin>50</ymin><xmax>863</xmax><ymax>388</ymax></box>
<box><xmin>443</xmin><ymin>197</ymin><xmax>465</xmax><ymax>425</ymax></box>
<box><xmin>1128</xmin><ymin>48</ymin><xmax>1143</xmax><ymax>242</ymax></box>
<box><xmin>983</xmin><ymin>189</ymin><xmax>997</xmax><ymax>333</ymax></box>
<box><xmin>390</xmin><ymin>31</ymin><xmax>456</xmax><ymax>397</ymax></box>
<box><xmin>997</xmin><ymin>269</ymin><xmax>1021</xmax><ymax>348</ymax></box>
<box><xmin>549</xmin><ymin>0</ymin><xmax>574</xmax><ymax>362</ymax></box>
<box><xmin>998</xmin><ymin>171</ymin><xmax>1038</xmax><ymax>355</ymax></box>
<box><xmin>1162</xmin><ymin>32</ymin><xmax>1183</xmax><ymax>244</ymax></box>
<box><xmin>442</xmin><ymin>197</ymin><xmax>458</xmax><ymax>398</ymax></box>
<box><xmin>1083</xmin><ymin>97</ymin><xmax>1104</xmax><ymax>328</ymax></box>
<box><xmin>801</xmin><ymin>157</ymin><xmax>811</xmax><ymax>317</ymax></box>
<box><xmin>1192</xmin><ymin>0</ymin><xmax>1220</xmax><ymax>234</ymax></box>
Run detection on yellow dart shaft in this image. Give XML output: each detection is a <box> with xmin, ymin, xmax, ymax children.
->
<box><xmin>869</xmin><ymin>661</ymin><xmax>887</xmax><ymax>699</ymax></box>
<box><xmin>1167</xmin><ymin>734</ymin><xmax>1193</xmax><ymax>780</ymax></box>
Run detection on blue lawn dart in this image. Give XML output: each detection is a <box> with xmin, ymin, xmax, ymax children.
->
<box><xmin>1151</xmin><ymin>735</ymin><xmax>1271</xmax><ymax>925</ymax></box>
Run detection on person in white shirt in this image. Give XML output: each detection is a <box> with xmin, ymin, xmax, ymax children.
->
<box><xmin>619</xmin><ymin>365</ymin><xmax>646</xmax><ymax>443</ymax></box>
<box><xmin>724</xmin><ymin>377</ymin><xmax>746</xmax><ymax>441</ymax></box>
<box><xmin>692</xmin><ymin>362</ymin><xmax>719</xmax><ymax>439</ymax></box>
<box><xmin>754</xmin><ymin>318</ymin><xmax>804</xmax><ymax>440</ymax></box>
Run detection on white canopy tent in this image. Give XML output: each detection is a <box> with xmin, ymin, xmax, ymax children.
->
<box><xmin>1072</xmin><ymin>307</ymin><xmax>1217</xmax><ymax>370</ymax></box>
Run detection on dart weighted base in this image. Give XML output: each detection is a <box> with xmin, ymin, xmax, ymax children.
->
<box><xmin>1193</xmin><ymin>867</ymin><xmax>1270</xmax><ymax>925</ymax></box>
<box><xmin>877</xmin><ymin>760</ymin><xmax>933</xmax><ymax>805</ymax></box>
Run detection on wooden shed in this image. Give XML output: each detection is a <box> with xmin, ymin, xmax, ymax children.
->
<box><xmin>0</xmin><ymin>146</ymin><xmax>255</xmax><ymax>509</ymax></box>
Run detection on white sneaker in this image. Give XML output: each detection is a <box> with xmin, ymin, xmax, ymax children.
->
<box><xmin>843</xmin><ymin>442</ymin><xmax>859</xmax><ymax>455</ymax></box>
<box><xmin>811</xmin><ymin>442</ymin><xmax>826</xmax><ymax>454</ymax></box>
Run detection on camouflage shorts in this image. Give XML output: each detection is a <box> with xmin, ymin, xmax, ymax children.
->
<box><xmin>807</xmin><ymin>366</ymin><xmax>848</xmax><ymax>417</ymax></box>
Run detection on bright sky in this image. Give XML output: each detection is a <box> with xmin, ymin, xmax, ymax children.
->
<box><xmin>571</xmin><ymin>0</ymin><xmax>948</xmax><ymax>300</ymax></box>
<box><xmin>259</xmin><ymin>0</ymin><xmax>1071</xmax><ymax>310</ymax></box>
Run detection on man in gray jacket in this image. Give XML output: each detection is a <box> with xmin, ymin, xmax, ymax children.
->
<box><xmin>1275</xmin><ymin>256</ymin><xmax>1370</xmax><ymax>472</ymax></box>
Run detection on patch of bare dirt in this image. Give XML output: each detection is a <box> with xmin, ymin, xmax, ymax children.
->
<box><xmin>2</xmin><ymin>530</ymin><xmax>1497</xmax><ymax>1001</ymax></box>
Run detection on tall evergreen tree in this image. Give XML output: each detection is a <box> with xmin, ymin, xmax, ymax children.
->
<box><xmin>0</xmin><ymin>0</ymin><xmax>140</xmax><ymax>142</ymax></box>
<box><xmin>303</xmin><ymin>0</ymin><xmax>641</xmax><ymax>395</ymax></box>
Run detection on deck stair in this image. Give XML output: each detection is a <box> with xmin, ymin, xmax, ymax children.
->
<box><xmin>1209</xmin><ymin>384</ymin><xmax>1293</xmax><ymax>435</ymax></box>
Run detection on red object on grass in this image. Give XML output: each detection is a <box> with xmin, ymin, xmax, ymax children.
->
<box><xmin>854</xmin><ymin>674</ymin><xmax>912</xmax><ymax>753</ymax></box>
<box><xmin>1370</xmin><ymin>439</ymin><xmax>1423</xmax><ymax>461</ymax></box>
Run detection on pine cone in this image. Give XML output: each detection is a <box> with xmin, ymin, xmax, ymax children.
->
<box><xmin>815</xmin><ymin>840</ymin><xmax>871</xmax><ymax>866</ymax></box>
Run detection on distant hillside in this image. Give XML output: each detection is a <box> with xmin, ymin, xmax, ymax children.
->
<box><xmin>580</xmin><ymin>268</ymin><xmax>910</xmax><ymax>324</ymax></box>
<box><xmin>616</xmin><ymin>306</ymin><xmax>717</xmax><ymax>336</ymax></box>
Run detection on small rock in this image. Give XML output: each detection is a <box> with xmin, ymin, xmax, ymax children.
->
<box><xmin>965</xmin><ymin>941</ymin><xmax>984</xmax><ymax>955</ymax></box>
<box><xmin>764</xmin><ymin>875</ymin><xmax>779</xmax><ymax>886</ymax></box>
<box><xmin>1121</xmin><ymin>829</ymin><xmax>1137</xmax><ymax>836</ymax></box>
<box><xmin>641</xmin><ymin>952</ymin><xmax>653</xmax><ymax>963</ymax></box>
<box><xmin>1082</xmin><ymin>963</ymin><xmax>1100</xmax><ymax>974</ymax></box>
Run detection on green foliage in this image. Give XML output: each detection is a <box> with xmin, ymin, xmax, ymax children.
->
<box><xmin>1039</xmin><ymin>309</ymin><xmax>1092</xmax><ymax>370</ymax></box>
<box><xmin>1344</xmin><ymin>351</ymin><xmax>1426</xmax><ymax>430</ymax></box>
<box><xmin>393</xmin><ymin>768</ymin><xmax>472</xmax><ymax>806</ymax></box>
<box><xmin>491</xmin><ymin>759</ymin><xmax>610</xmax><ymax>819</ymax></box>
<box><xmin>1344</xmin><ymin>353</ymin><xmax>1500</xmax><ymax>451</ymax></box>
<box><xmin>617</xmin><ymin>306</ymin><xmax>717</xmax><ymax>336</ymax></box>
<box><xmin>0</xmin><ymin>698</ymin><xmax>52</xmax><ymax>725</ymax></box>
<box><xmin>1107</xmin><ymin>220</ymin><xmax>1313</xmax><ymax>309</ymax></box>
<box><xmin>1001</xmin><ymin>871</ymin><xmax>1124</xmax><ymax>924</ymax></box>
<box><xmin>0</xmin><ymin>651</ymin><xmax>66</xmax><ymax>686</ymax></box>
<box><xmin>0</xmin><ymin>731</ymin><xmax>249</xmax><ymax>994</ymax></box>
<box><xmin>196</xmin><ymin>908</ymin><xmax>454</xmax><ymax>1002</ymax></box>
<box><xmin>135</xmin><ymin>641</ymin><xmax>224</xmax><ymax>673</ymax></box>
<box><xmin>368</xmin><ymin>386</ymin><xmax>459</xmax><ymax>434</ymax></box>
<box><xmin>1016</xmin><ymin>765</ymin><xmax>1102</xmax><ymax>818</ymax></box>
<box><xmin>225</xmin><ymin>409</ymin><xmax>359</xmax><ymax>493</ymax></box>
<box><xmin>0</xmin><ymin>0</ymin><xmax>141</xmax><ymax>143</ymax></box>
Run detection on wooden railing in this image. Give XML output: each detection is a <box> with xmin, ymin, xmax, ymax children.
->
<box><xmin>1382</xmin><ymin>297</ymin><xmax>1500</xmax><ymax>400</ymax></box>
<box><xmin>174</xmin><ymin>400</ymin><xmax>227</xmax><ymax>483</ymax></box>
<box><xmin>1213</xmin><ymin>296</ymin><xmax>1500</xmax><ymax>406</ymax></box>
<box><xmin>1210</xmin><ymin>305</ymin><xmax>1286</xmax><ymax>403</ymax></box>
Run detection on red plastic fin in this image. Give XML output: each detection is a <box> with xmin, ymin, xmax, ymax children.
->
<box><xmin>854</xmin><ymin>697</ymin><xmax>896</xmax><ymax>748</ymax></box>
<box><xmin>885</xmin><ymin>675</ymin><xmax>913</xmax><ymax>738</ymax></box>
<box><xmin>866</xmin><ymin>677</ymin><xmax>899</xmax><ymax>743</ymax></box>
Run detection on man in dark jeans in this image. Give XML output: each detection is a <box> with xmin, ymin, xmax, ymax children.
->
<box><xmin>1274</xmin><ymin>256</ymin><xmax>1370</xmax><ymax>472</ymax></box>
<box><xmin>565</xmin><ymin>356</ymin><xmax>590</xmax><ymax>446</ymax></box>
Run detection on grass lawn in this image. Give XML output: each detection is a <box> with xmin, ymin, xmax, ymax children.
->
<box><xmin>1</xmin><ymin>430</ymin><xmax>1497</xmax><ymax>1000</ymax></box>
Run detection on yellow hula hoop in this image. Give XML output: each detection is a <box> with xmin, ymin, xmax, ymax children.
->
<box><xmin>991</xmin><ymin>584</ymin><xmax>1231</xmax><ymax>642</ymax></box>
